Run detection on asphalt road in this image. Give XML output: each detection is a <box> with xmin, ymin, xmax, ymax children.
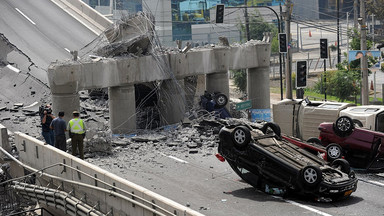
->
<box><xmin>0</xmin><ymin>0</ymin><xmax>96</xmax><ymax>84</ymax></box>
<box><xmin>87</xmin><ymin>131</ymin><xmax>384</xmax><ymax>216</ymax></box>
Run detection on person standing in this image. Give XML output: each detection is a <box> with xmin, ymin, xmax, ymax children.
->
<box><xmin>50</xmin><ymin>111</ymin><xmax>67</xmax><ymax>152</ymax></box>
<box><xmin>67</xmin><ymin>111</ymin><xmax>86</xmax><ymax>159</ymax></box>
<box><xmin>41</xmin><ymin>104</ymin><xmax>55</xmax><ymax>145</ymax></box>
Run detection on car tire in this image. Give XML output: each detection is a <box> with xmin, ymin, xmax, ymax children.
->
<box><xmin>326</xmin><ymin>143</ymin><xmax>343</xmax><ymax>162</ymax></box>
<box><xmin>352</xmin><ymin>119</ymin><xmax>363</xmax><ymax>128</ymax></box>
<box><xmin>214</xmin><ymin>93</ymin><xmax>228</xmax><ymax>108</ymax></box>
<box><xmin>331</xmin><ymin>158</ymin><xmax>351</xmax><ymax>174</ymax></box>
<box><xmin>306</xmin><ymin>137</ymin><xmax>322</xmax><ymax>145</ymax></box>
<box><xmin>334</xmin><ymin>116</ymin><xmax>354</xmax><ymax>137</ymax></box>
<box><xmin>301</xmin><ymin>165</ymin><xmax>322</xmax><ymax>187</ymax></box>
<box><xmin>261</xmin><ymin>122</ymin><xmax>281</xmax><ymax>138</ymax></box>
<box><xmin>231</xmin><ymin>126</ymin><xmax>251</xmax><ymax>149</ymax></box>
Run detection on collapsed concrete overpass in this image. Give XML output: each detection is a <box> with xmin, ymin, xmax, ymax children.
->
<box><xmin>48</xmin><ymin>39</ymin><xmax>271</xmax><ymax>134</ymax></box>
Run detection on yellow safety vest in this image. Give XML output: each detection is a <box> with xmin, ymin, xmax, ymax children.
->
<box><xmin>69</xmin><ymin>118</ymin><xmax>85</xmax><ymax>134</ymax></box>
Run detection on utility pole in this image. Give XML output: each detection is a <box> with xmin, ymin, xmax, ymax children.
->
<box><xmin>285</xmin><ymin>0</ymin><xmax>293</xmax><ymax>99</ymax></box>
<box><xmin>372</xmin><ymin>14</ymin><xmax>375</xmax><ymax>48</ymax></box>
<box><xmin>337</xmin><ymin>0</ymin><xmax>341</xmax><ymax>63</ymax></box>
<box><xmin>354</xmin><ymin>0</ymin><xmax>358</xmax><ymax>29</ymax></box>
<box><xmin>244</xmin><ymin>0</ymin><xmax>250</xmax><ymax>41</ymax></box>
<box><xmin>280</xmin><ymin>3</ymin><xmax>284</xmax><ymax>100</ymax></box>
<box><xmin>347</xmin><ymin>12</ymin><xmax>350</xmax><ymax>60</ymax></box>
<box><xmin>360</xmin><ymin>0</ymin><xmax>369</xmax><ymax>105</ymax></box>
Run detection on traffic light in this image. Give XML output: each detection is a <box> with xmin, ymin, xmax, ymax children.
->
<box><xmin>296</xmin><ymin>61</ymin><xmax>307</xmax><ymax>88</ymax></box>
<box><xmin>216</xmin><ymin>4</ymin><xmax>225</xmax><ymax>23</ymax></box>
<box><xmin>278</xmin><ymin>33</ymin><xmax>287</xmax><ymax>53</ymax></box>
<box><xmin>320</xmin><ymin>39</ymin><xmax>328</xmax><ymax>59</ymax></box>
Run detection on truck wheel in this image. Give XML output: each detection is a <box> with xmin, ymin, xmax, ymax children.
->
<box><xmin>326</xmin><ymin>143</ymin><xmax>342</xmax><ymax>162</ymax></box>
<box><xmin>334</xmin><ymin>116</ymin><xmax>354</xmax><ymax>137</ymax></box>
<box><xmin>231</xmin><ymin>126</ymin><xmax>251</xmax><ymax>149</ymax></box>
<box><xmin>301</xmin><ymin>165</ymin><xmax>322</xmax><ymax>187</ymax></box>
<box><xmin>261</xmin><ymin>122</ymin><xmax>281</xmax><ymax>138</ymax></box>
<box><xmin>331</xmin><ymin>159</ymin><xmax>351</xmax><ymax>174</ymax></box>
<box><xmin>307</xmin><ymin>137</ymin><xmax>322</xmax><ymax>145</ymax></box>
<box><xmin>214</xmin><ymin>93</ymin><xmax>228</xmax><ymax>108</ymax></box>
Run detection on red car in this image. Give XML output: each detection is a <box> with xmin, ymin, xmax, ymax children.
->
<box><xmin>318</xmin><ymin>116</ymin><xmax>384</xmax><ymax>170</ymax></box>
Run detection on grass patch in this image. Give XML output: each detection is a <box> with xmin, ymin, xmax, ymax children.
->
<box><xmin>270</xmin><ymin>87</ymin><xmax>383</xmax><ymax>105</ymax></box>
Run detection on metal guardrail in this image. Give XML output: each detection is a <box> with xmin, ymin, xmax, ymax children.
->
<box><xmin>0</xmin><ymin>146</ymin><xmax>180</xmax><ymax>216</ymax></box>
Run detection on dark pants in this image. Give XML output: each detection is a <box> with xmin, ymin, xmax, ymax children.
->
<box><xmin>54</xmin><ymin>135</ymin><xmax>67</xmax><ymax>152</ymax></box>
<box><xmin>42</xmin><ymin>130</ymin><xmax>54</xmax><ymax>146</ymax></box>
<box><xmin>71</xmin><ymin>134</ymin><xmax>84</xmax><ymax>159</ymax></box>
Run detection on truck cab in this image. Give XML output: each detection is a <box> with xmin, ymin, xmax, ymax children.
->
<box><xmin>340</xmin><ymin>105</ymin><xmax>384</xmax><ymax>132</ymax></box>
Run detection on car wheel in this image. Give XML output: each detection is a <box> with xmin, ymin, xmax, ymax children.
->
<box><xmin>231</xmin><ymin>126</ymin><xmax>251</xmax><ymax>149</ymax></box>
<box><xmin>261</xmin><ymin>122</ymin><xmax>281</xmax><ymax>138</ymax></box>
<box><xmin>306</xmin><ymin>137</ymin><xmax>322</xmax><ymax>145</ymax></box>
<box><xmin>301</xmin><ymin>165</ymin><xmax>322</xmax><ymax>187</ymax></box>
<box><xmin>331</xmin><ymin>158</ymin><xmax>351</xmax><ymax>174</ymax></box>
<box><xmin>352</xmin><ymin>119</ymin><xmax>363</xmax><ymax>128</ymax></box>
<box><xmin>214</xmin><ymin>93</ymin><xmax>228</xmax><ymax>108</ymax></box>
<box><xmin>334</xmin><ymin>116</ymin><xmax>354</xmax><ymax>136</ymax></box>
<box><xmin>326</xmin><ymin>143</ymin><xmax>342</xmax><ymax>162</ymax></box>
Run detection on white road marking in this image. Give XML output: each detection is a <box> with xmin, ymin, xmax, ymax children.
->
<box><xmin>64</xmin><ymin>48</ymin><xmax>71</xmax><ymax>53</ymax></box>
<box><xmin>6</xmin><ymin>65</ymin><xmax>21</xmax><ymax>73</ymax></box>
<box><xmin>367</xmin><ymin>180</ymin><xmax>384</xmax><ymax>187</ymax></box>
<box><xmin>273</xmin><ymin>196</ymin><xmax>333</xmax><ymax>216</ymax></box>
<box><xmin>160</xmin><ymin>153</ymin><xmax>188</xmax><ymax>164</ymax></box>
<box><xmin>15</xmin><ymin>8</ymin><xmax>36</xmax><ymax>25</ymax></box>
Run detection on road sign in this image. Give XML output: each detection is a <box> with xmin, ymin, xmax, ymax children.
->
<box><xmin>236</xmin><ymin>100</ymin><xmax>252</xmax><ymax>110</ymax></box>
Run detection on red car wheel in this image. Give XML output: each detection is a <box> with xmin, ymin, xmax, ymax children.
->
<box><xmin>326</xmin><ymin>143</ymin><xmax>342</xmax><ymax>162</ymax></box>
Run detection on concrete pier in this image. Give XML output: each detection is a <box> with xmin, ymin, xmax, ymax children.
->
<box><xmin>51</xmin><ymin>93</ymin><xmax>80</xmax><ymax>123</ymax></box>
<box><xmin>108</xmin><ymin>85</ymin><xmax>136</xmax><ymax>134</ymax></box>
<box><xmin>247</xmin><ymin>66</ymin><xmax>271</xmax><ymax>109</ymax></box>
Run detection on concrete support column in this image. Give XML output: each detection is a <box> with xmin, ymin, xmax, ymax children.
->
<box><xmin>193</xmin><ymin>75</ymin><xmax>206</xmax><ymax>105</ymax></box>
<box><xmin>159</xmin><ymin>79</ymin><xmax>185</xmax><ymax>126</ymax></box>
<box><xmin>206</xmin><ymin>71</ymin><xmax>229</xmax><ymax>106</ymax></box>
<box><xmin>109</xmin><ymin>85</ymin><xmax>136</xmax><ymax>134</ymax></box>
<box><xmin>51</xmin><ymin>93</ymin><xmax>80</xmax><ymax>124</ymax></box>
<box><xmin>247</xmin><ymin>66</ymin><xmax>270</xmax><ymax>109</ymax></box>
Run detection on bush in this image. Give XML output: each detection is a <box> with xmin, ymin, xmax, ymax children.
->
<box><xmin>232</xmin><ymin>69</ymin><xmax>247</xmax><ymax>93</ymax></box>
<box><xmin>314</xmin><ymin>70</ymin><xmax>359</xmax><ymax>102</ymax></box>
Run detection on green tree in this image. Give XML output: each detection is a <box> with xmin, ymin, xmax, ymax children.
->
<box><xmin>232</xmin><ymin>69</ymin><xmax>247</xmax><ymax>93</ymax></box>
<box><xmin>366</xmin><ymin>0</ymin><xmax>384</xmax><ymax>23</ymax></box>
<box><xmin>314</xmin><ymin>28</ymin><xmax>379</xmax><ymax>102</ymax></box>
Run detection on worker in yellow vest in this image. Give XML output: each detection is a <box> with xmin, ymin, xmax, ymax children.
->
<box><xmin>67</xmin><ymin>111</ymin><xmax>86</xmax><ymax>159</ymax></box>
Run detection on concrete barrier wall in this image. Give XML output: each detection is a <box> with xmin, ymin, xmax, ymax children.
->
<box><xmin>53</xmin><ymin>0</ymin><xmax>112</xmax><ymax>32</ymax></box>
<box><xmin>13</xmin><ymin>131</ymin><xmax>204</xmax><ymax>216</ymax></box>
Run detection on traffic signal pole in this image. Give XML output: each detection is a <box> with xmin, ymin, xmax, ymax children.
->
<box><xmin>320</xmin><ymin>39</ymin><xmax>328</xmax><ymax>101</ymax></box>
<box><xmin>324</xmin><ymin>59</ymin><xmax>327</xmax><ymax>101</ymax></box>
<box><xmin>285</xmin><ymin>0</ymin><xmax>293</xmax><ymax>99</ymax></box>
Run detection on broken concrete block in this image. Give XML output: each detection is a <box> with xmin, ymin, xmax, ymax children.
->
<box><xmin>0</xmin><ymin>107</ymin><xmax>6</xmax><ymax>111</ymax></box>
